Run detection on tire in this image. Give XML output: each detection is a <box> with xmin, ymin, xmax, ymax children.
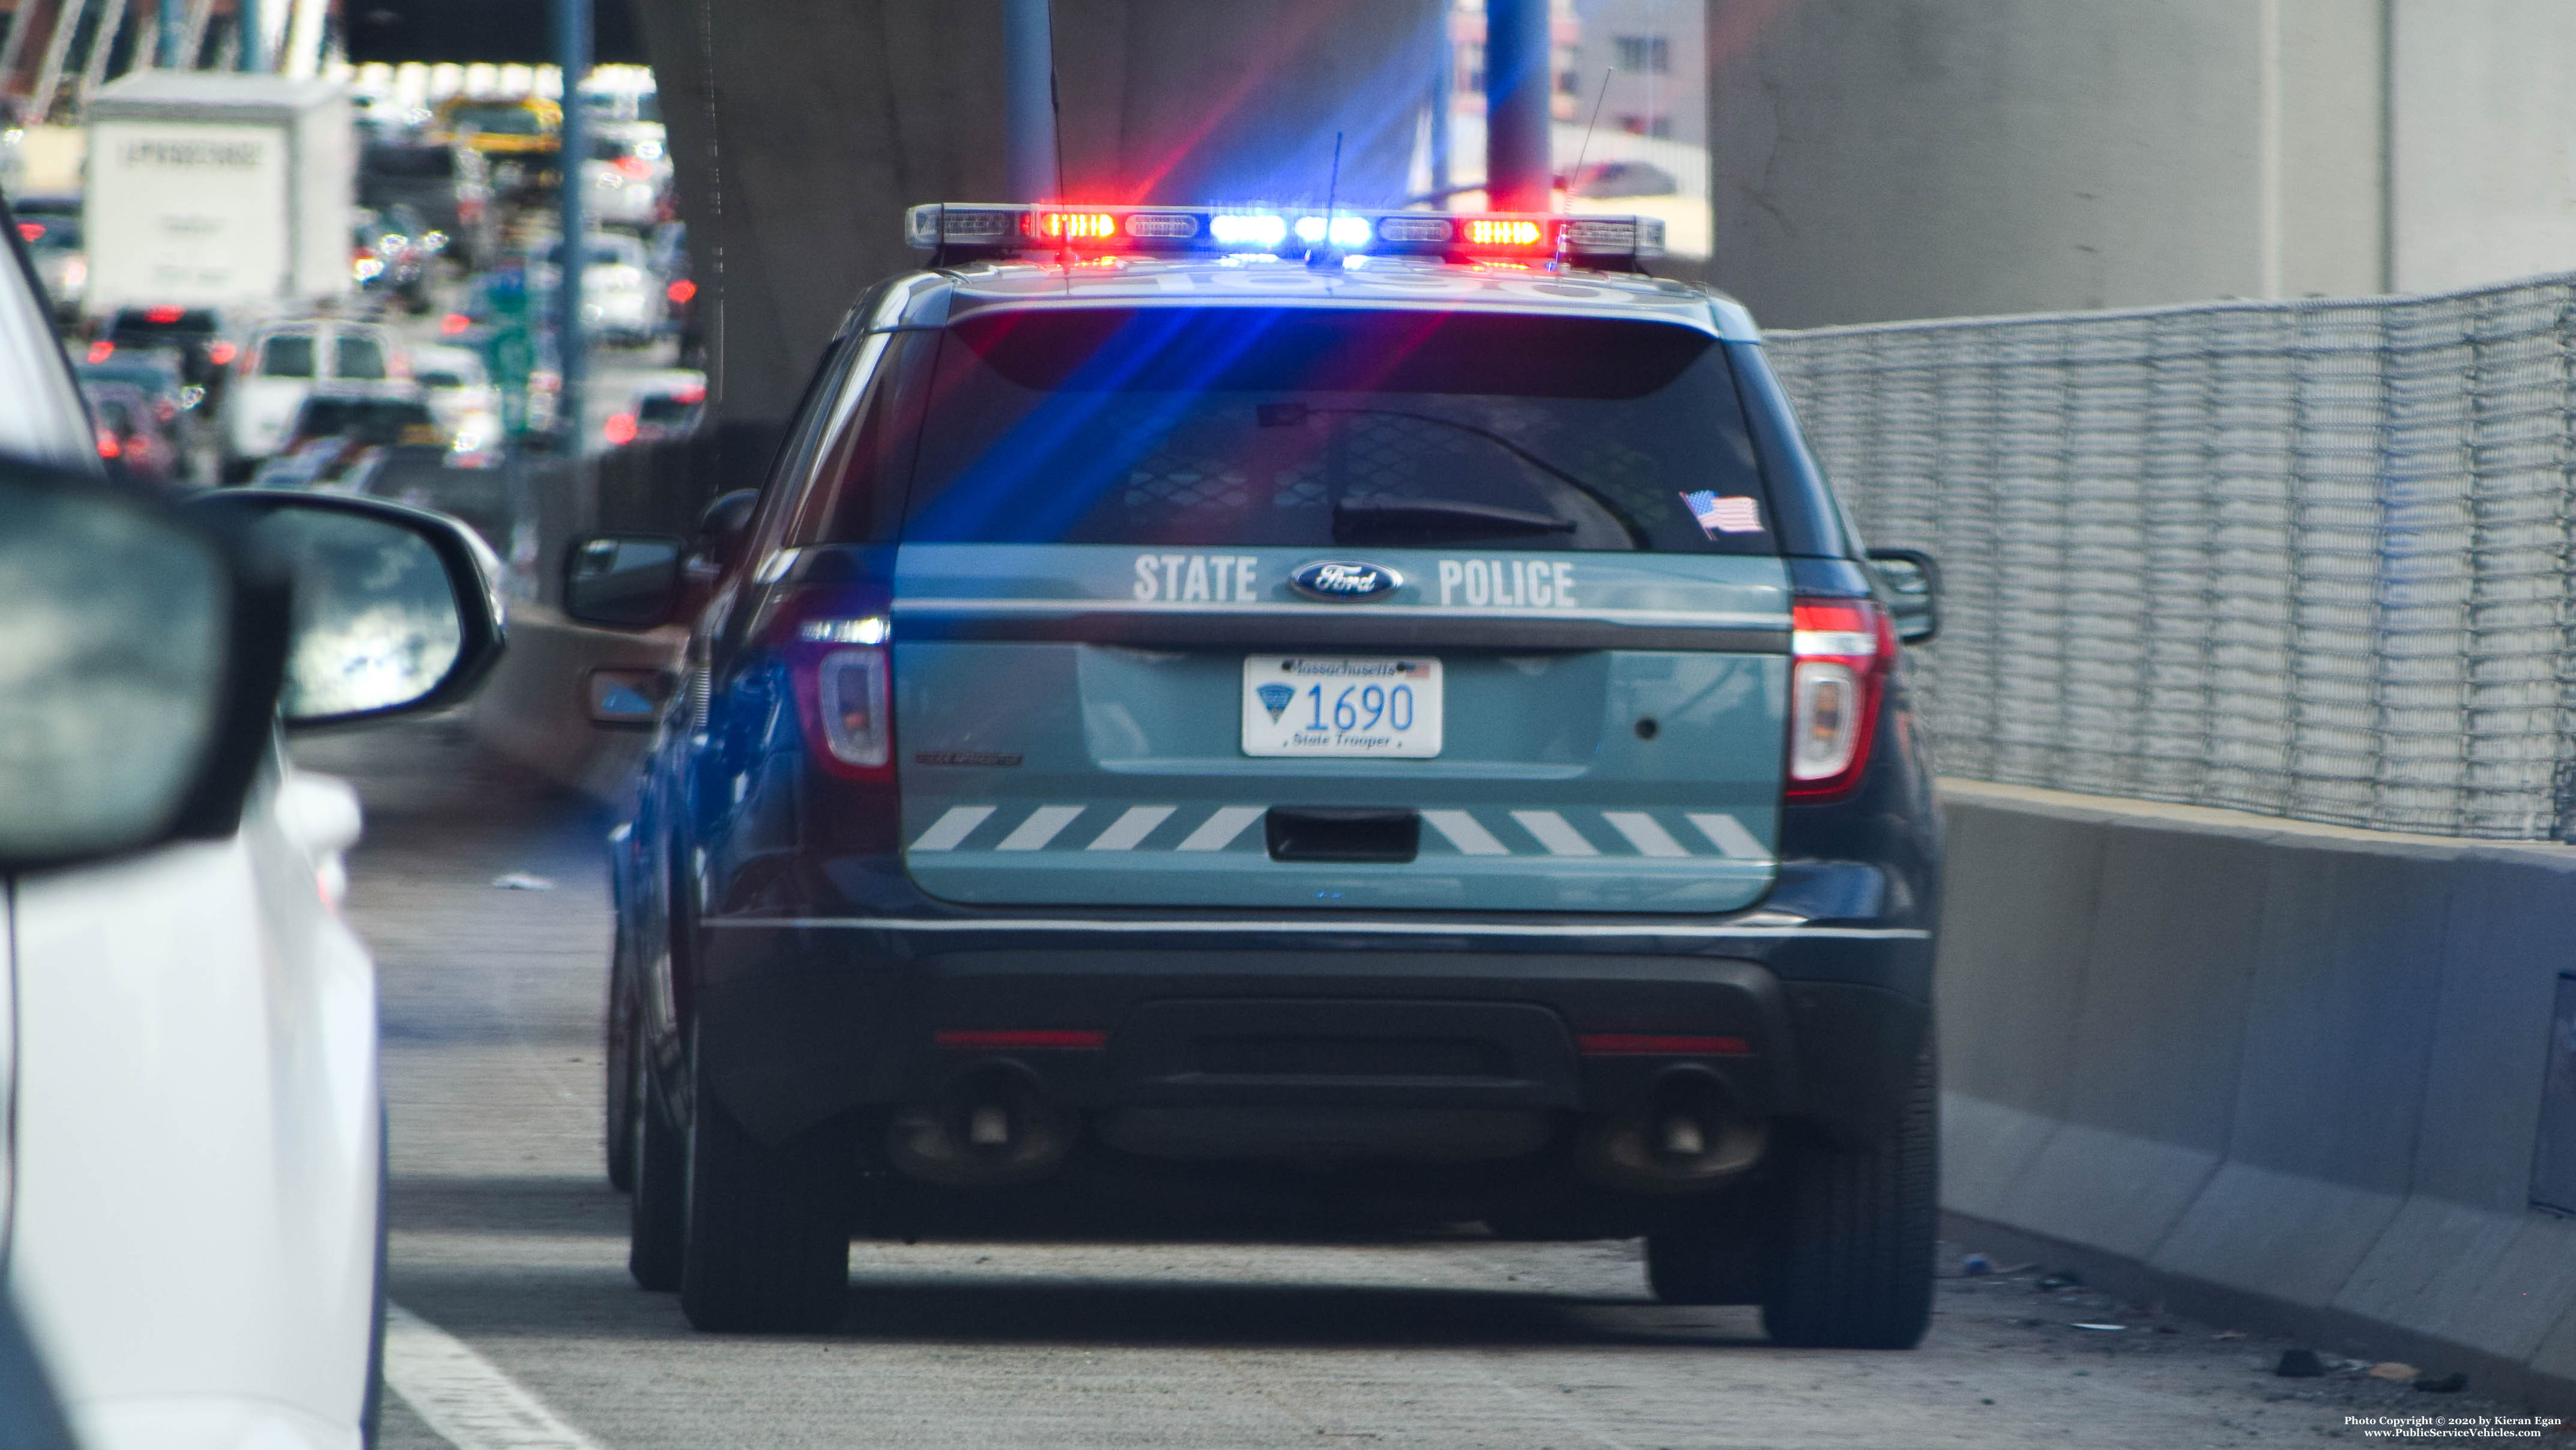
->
<box><xmin>679</xmin><ymin>1084</ymin><xmax>848</xmax><ymax>1333</ymax></box>
<box><xmin>626</xmin><ymin>1055</ymin><xmax>686</xmax><ymax>1291</ymax></box>
<box><xmin>605</xmin><ymin>950</ymin><xmax>637</xmax><ymax>1193</ymax></box>
<box><xmin>1757</xmin><ymin>1046</ymin><xmax>1938</xmax><ymax>1349</ymax></box>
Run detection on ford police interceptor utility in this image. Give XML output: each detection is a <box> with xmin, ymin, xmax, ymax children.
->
<box><xmin>570</xmin><ymin>202</ymin><xmax>1945</xmax><ymax>1346</ymax></box>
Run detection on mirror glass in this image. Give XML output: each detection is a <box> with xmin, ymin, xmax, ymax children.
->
<box><xmin>0</xmin><ymin>474</ymin><xmax>226</xmax><ymax>859</ymax></box>
<box><xmin>1867</xmin><ymin>550</ymin><xmax>1940</xmax><ymax>645</ymax></box>
<box><xmin>249</xmin><ymin>508</ymin><xmax>464</xmax><ymax>720</ymax></box>
<box><xmin>566</xmin><ymin>535</ymin><xmax>684</xmax><ymax>628</ymax></box>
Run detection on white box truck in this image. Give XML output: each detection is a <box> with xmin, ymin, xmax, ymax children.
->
<box><xmin>83</xmin><ymin>71</ymin><xmax>352</xmax><ymax>319</ymax></box>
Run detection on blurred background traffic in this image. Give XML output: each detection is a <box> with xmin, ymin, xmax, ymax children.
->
<box><xmin>4</xmin><ymin>29</ymin><xmax>705</xmax><ymax>520</ymax></box>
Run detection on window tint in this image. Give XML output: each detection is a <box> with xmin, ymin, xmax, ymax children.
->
<box><xmin>260</xmin><ymin>335</ymin><xmax>317</xmax><ymax>378</ymax></box>
<box><xmin>902</xmin><ymin>308</ymin><xmax>1771</xmax><ymax>553</ymax></box>
<box><xmin>294</xmin><ymin>398</ymin><xmax>437</xmax><ymax>443</ymax></box>
<box><xmin>333</xmin><ymin>336</ymin><xmax>388</xmax><ymax>381</ymax></box>
<box><xmin>792</xmin><ymin>332</ymin><xmax>931</xmax><ymax>545</ymax></box>
<box><xmin>448</xmin><ymin>102</ymin><xmax>544</xmax><ymax>135</ymax></box>
<box><xmin>416</xmin><ymin>371</ymin><xmax>464</xmax><ymax>389</ymax></box>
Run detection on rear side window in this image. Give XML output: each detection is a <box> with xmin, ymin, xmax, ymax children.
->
<box><xmin>334</xmin><ymin>336</ymin><xmax>388</xmax><ymax>381</ymax></box>
<box><xmin>900</xmin><ymin>306</ymin><xmax>1772</xmax><ymax>553</ymax></box>
<box><xmin>260</xmin><ymin>335</ymin><xmax>316</xmax><ymax>378</ymax></box>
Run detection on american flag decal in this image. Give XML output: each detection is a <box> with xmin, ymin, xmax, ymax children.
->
<box><xmin>1682</xmin><ymin>490</ymin><xmax>1762</xmax><ymax>536</ymax></box>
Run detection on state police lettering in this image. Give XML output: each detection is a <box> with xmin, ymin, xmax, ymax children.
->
<box><xmin>1132</xmin><ymin>553</ymin><xmax>1261</xmax><ymax>602</ymax></box>
<box><xmin>1436</xmin><ymin>559</ymin><xmax>1577</xmax><ymax>608</ymax></box>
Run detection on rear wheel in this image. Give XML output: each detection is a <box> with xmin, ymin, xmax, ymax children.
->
<box><xmin>626</xmin><ymin>1054</ymin><xmax>686</xmax><ymax>1291</ymax></box>
<box><xmin>604</xmin><ymin>950</ymin><xmax>637</xmax><ymax>1193</ymax></box>
<box><xmin>679</xmin><ymin>1081</ymin><xmax>849</xmax><ymax>1333</ymax></box>
<box><xmin>1756</xmin><ymin>1046</ymin><xmax>1937</xmax><ymax>1348</ymax></box>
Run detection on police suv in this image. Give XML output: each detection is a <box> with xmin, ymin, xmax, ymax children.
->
<box><xmin>573</xmin><ymin>202</ymin><xmax>1944</xmax><ymax>1345</ymax></box>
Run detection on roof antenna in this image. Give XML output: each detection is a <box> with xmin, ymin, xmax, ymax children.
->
<box><xmin>1308</xmin><ymin>130</ymin><xmax>1344</xmax><ymax>269</ymax></box>
<box><xmin>1553</xmin><ymin>70</ymin><xmax>1612</xmax><ymax>273</ymax></box>
<box><xmin>1048</xmin><ymin>8</ymin><xmax>1075</xmax><ymax>279</ymax></box>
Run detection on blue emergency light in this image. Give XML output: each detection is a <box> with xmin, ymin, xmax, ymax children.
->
<box><xmin>904</xmin><ymin>202</ymin><xmax>1666</xmax><ymax>270</ymax></box>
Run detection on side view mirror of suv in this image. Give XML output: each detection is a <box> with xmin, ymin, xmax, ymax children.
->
<box><xmin>564</xmin><ymin>533</ymin><xmax>687</xmax><ymax>629</ymax></box>
<box><xmin>1866</xmin><ymin>548</ymin><xmax>1940</xmax><ymax>645</ymax></box>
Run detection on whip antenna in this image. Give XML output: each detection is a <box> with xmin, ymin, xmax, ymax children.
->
<box><xmin>1555</xmin><ymin>70</ymin><xmax>1612</xmax><ymax>272</ymax></box>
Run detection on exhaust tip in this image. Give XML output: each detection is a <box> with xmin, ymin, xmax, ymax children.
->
<box><xmin>887</xmin><ymin>1064</ymin><xmax>1075</xmax><ymax>1187</ymax></box>
<box><xmin>1576</xmin><ymin>1068</ymin><xmax>1765</xmax><ymax>1194</ymax></box>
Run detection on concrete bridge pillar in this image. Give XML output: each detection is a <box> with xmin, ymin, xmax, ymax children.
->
<box><xmin>635</xmin><ymin>0</ymin><xmax>1443</xmax><ymax>424</ymax></box>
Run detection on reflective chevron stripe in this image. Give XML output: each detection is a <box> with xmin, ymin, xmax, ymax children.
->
<box><xmin>907</xmin><ymin>803</ymin><xmax>1771</xmax><ymax>861</ymax></box>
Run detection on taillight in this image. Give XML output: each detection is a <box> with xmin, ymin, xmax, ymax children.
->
<box><xmin>1786</xmin><ymin>596</ymin><xmax>1894</xmax><ymax>802</ymax></box>
<box><xmin>94</xmin><ymin>427</ymin><xmax>120</xmax><ymax>460</ymax></box>
<box><xmin>788</xmin><ymin>615</ymin><xmax>893</xmax><ymax>780</ymax></box>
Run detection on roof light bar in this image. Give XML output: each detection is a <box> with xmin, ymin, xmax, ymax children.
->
<box><xmin>903</xmin><ymin>203</ymin><xmax>1666</xmax><ymax>270</ymax></box>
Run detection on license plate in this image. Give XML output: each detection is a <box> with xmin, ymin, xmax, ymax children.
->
<box><xmin>1241</xmin><ymin>655</ymin><xmax>1444</xmax><ymax>757</ymax></box>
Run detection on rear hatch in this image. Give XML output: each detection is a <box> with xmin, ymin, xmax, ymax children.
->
<box><xmin>885</xmin><ymin>303</ymin><xmax>1789</xmax><ymax>914</ymax></box>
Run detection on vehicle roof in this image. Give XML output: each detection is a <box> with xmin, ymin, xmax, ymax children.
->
<box><xmin>908</xmin><ymin>255</ymin><xmax>1761</xmax><ymax>341</ymax></box>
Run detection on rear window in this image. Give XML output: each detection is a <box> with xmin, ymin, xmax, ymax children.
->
<box><xmin>295</xmin><ymin>398</ymin><xmax>437</xmax><ymax>444</ymax></box>
<box><xmin>638</xmin><ymin>393</ymin><xmax>698</xmax><ymax>423</ymax></box>
<box><xmin>260</xmin><ymin>335</ymin><xmax>317</xmax><ymax>378</ymax></box>
<box><xmin>19</xmin><ymin>214</ymin><xmax>80</xmax><ymax>249</ymax></box>
<box><xmin>110</xmin><ymin>308</ymin><xmax>218</xmax><ymax>338</ymax></box>
<box><xmin>899</xmin><ymin>307</ymin><xmax>1770</xmax><ymax>553</ymax></box>
<box><xmin>448</xmin><ymin>102</ymin><xmax>545</xmax><ymax>135</ymax></box>
<box><xmin>362</xmin><ymin>144</ymin><xmax>456</xmax><ymax>180</ymax></box>
<box><xmin>334</xmin><ymin>336</ymin><xmax>389</xmax><ymax>381</ymax></box>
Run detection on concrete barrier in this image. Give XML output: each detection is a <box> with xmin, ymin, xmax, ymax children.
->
<box><xmin>1940</xmin><ymin>778</ymin><xmax>2576</xmax><ymax>1407</ymax></box>
<box><xmin>468</xmin><ymin>602</ymin><xmax>686</xmax><ymax>802</ymax></box>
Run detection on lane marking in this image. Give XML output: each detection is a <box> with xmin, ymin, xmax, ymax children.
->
<box><xmin>385</xmin><ymin>1302</ymin><xmax>608</xmax><ymax>1450</ymax></box>
<box><xmin>1599</xmin><ymin>811</ymin><xmax>1690</xmax><ymax>858</ymax></box>
<box><xmin>996</xmin><ymin>805</ymin><xmax>1084</xmax><ymax>851</ymax></box>
<box><xmin>1421</xmin><ymin>809</ymin><xmax>1510</xmax><ymax>856</ymax></box>
<box><xmin>910</xmin><ymin>804</ymin><xmax>995</xmax><ymax>852</ymax></box>
<box><xmin>1175</xmin><ymin>805</ymin><xmax>1266</xmax><ymax>852</ymax></box>
<box><xmin>1511</xmin><ymin>809</ymin><xmax>1599</xmax><ymax>857</ymax></box>
<box><xmin>1087</xmin><ymin>804</ymin><xmax>1176</xmax><ymax>851</ymax></box>
<box><xmin>1687</xmin><ymin>811</ymin><xmax>1768</xmax><ymax>860</ymax></box>
<box><xmin>707</xmin><ymin>918</ymin><xmax>1924</xmax><ymax>940</ymax></box>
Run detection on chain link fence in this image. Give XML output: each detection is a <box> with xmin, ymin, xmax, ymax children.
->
<box><xmin>1765</xmin><ymin>276</ymin><xmax>2576</xmax><ymax>840</ymax></box>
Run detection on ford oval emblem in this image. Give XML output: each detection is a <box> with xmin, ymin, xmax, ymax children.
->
<box><xmin>1289</xmin><ymin>560</ymin><xmax>1402</xmax><ymax>602</ymax></box>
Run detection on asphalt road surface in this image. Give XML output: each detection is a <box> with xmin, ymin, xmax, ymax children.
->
<box><xmin>295</xmin><ymin>719</ymin><xmax>2546</xmax><ymax>1449</ymax></box>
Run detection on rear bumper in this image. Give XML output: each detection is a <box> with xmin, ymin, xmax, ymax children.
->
<box><xmin>689</xmin><ymin>918</ymin><xmax>1930</xmax><ymax>1157</ymax></box>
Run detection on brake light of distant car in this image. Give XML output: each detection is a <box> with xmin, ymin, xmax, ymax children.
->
<box><xmin>671</xmin><ymin>383</ymin><xmax>706</xmax><ymax>404</ymax></box>
<box><xmin>85</xmin><ymin>340</ymin><xmax>113</xmax><ymax>363</ymax></box>
<box><xmin>144</xmin><ymin>305</ymin><xmax>185</xmax><ymax>324</ymax></box>
<box><xmin>602</xmin><ymin>412</ymin><xmax>638</xmax><ymax>446</ymax></box>
<box><xmin>15</xmin><ymin>222</ymin><xmax>39</xmax><ymax>241</ymax></box>
<box><xmin>1785</xmin><ymin>596</ymin><xmax>1896</xmax><ymax>802</ymax></box>
<box><xmin>440</xmin><ymin>312</ymin><xmax>473</xmax><ymax>335</ymax></box>
<box><xmin>207</xmin><ymin>340</ymin><xmax>237</xmax><ymax>366</ymax></box>
<box><xmin>94</xmin><ymin>426</ymin><xmax>119</xmax><ymax>460</ymax></box>
<box><xmin>614</xmin><ymin>154</ymin><xmax>653</xmax><ymax>178</ymax></box>
<box><xmin>665</xmin><ymin>278</ymin><xmax>695</xmax><ymax>304</ymax></box>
